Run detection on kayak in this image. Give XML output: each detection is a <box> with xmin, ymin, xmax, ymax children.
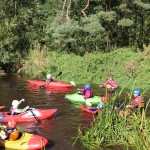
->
<box><xmin>27</xmin><ymin>80</ymin><xmax>72</xmax><ymax>88</ymax></box>
<box><xmin>65</xmin><ymin>93</ymin><xmax>101</xmax><ymax>104</ymax></box>
<box><xmin>0</xmin><ymin>108</ymin><xmax>57</xmax><ymax>122</ymax></box>
<box><xmin>79</xmin><ymin>106</ymin><xmax>99</xmax><ymax>114</ymax></box>
<box><xmin>27</xmin><ymin>84</ymin><xmax>73</xmax><ymax>93</ymax></box>
<box><xmin>0</xmin><ymin>132</ymin><xmax>48</xmax><ymax>149</ymax></box>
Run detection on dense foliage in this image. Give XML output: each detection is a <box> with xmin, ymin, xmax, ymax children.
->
<box><xmin>0</xmin><ymin>0</ymin><xmax>149</xmax><ymax>72</ymax></box>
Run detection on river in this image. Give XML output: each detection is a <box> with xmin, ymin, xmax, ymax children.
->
<box><xmin>0</xmin><ymin>75</ymin><xmax>149</xmax><ymax>150</ymax></box>
<box><xmin>0</xmin><ymin>75</ymin><xmax>102</xmax><ymax>150</ymax></box>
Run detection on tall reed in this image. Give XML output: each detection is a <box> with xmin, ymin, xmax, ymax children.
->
<box><xmin>73</xmin><ymin>90</ymin><xmax>150</xmax><ymax>150</ymax></box>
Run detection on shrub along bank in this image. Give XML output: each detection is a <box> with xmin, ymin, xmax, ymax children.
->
<box><xmin>23</xmin><ymin>46</ymin><xmax>150</xmax><ymax>89</ymax></box>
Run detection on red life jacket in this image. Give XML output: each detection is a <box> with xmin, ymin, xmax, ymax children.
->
<box><xmin>132</xmin><ymin>96</ymin><xmax>145</xmax><ymax>109</ymax></box>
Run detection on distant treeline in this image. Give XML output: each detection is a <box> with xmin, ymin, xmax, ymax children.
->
<box><xmin>0</xmin><ymin>0</ymin><xmax>149</xmax><ymax>72</ymax></box>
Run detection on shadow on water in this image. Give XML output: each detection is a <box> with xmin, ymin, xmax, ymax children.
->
<box><xmin>0</xmin><ymin>75</ymin><xmax>149</xmax><ymax>150</ymax></box>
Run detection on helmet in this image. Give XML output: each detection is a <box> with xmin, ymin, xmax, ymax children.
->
<box><xmin>8</xmin><ymin>120</ymin><xmax>17</xmax><ymax>128</ymax></box>
<box><xmin>84</xmin><ymin>84</ymin><xmax>90</xmax><ymax>90</ymax></box>
<box><xmin>133</xmin><ymin>89</ymin><xmax>140</xmax><ymax>96</ymax></box>
<box><xmin>12</xmin><ymin>100</ymin><xmax>20</xmax><ymax>107</ymax></box>
<box><xmin>47</xmin><ymin>74</ymin><xmax>51</xmax><ymax>78</ymax></box>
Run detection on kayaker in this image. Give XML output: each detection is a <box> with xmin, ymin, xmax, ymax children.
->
<box><xmin>10</xmin><ymin>99</ymin><xmax>29</xmax><ymax>115</ymax></box>
<box><xmin>45</xmin><ymin>74</ymin><xmax>55</xmax><ymax>83</ymax></box>
<box><xmin>117</xmin><ymin>89</ymin><xmax>145</xmax><ymax>116</ymax></box>
<box><xmin>97</xmin><ymin>96</ymin><xmax>107</xmax><ymax>109</ymax></box>
<box><xmin>0</xmin><ymin>120</ymin><xmax>19</xmax><ymax>141</ymax></box>
<box><xmin>99</xmin><ymin>75</ymin><xmax>118</xmax><ymax>96</ymax></box>
<box><xmin>78</xmin><ymin>84</ymin><xmax>94</xmax><ymax>99</ymax></box>
<box><xmin>126</xmin><ymin>89</ymin><xmax>145</xmax><ymax>110</ymax></box>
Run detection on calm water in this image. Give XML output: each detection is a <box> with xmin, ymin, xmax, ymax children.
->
<box><xmin>0</xmin><ymin>75</ymin><xmax>149</xmax><ymax>150</ymax></box>
<box><xmin>0</xmin><ymin>75</ymin><xmax>101</xmax><ymax>150</ymax></box>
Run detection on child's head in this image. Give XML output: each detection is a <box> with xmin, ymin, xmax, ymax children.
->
<box><xmin>12</xmin><ymin>100</ymin><xmax>20</xmax><ymax>108</ymax></box>
<box><xmin>108</xmin><ymin>75</ymin><xmax>113</xmax><ymax>80</ymax></box>
<box><xmin>47</xmin><ymin>74</ymin><xmax>51</xmax><ymax>79</ymax></box>
<box><xmin>8</xmin><ymin>120</ymin><xmax>17</xmax><ymax>128</ymax></box>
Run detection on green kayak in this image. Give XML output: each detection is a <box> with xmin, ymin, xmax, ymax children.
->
<box><xmin>65</xmin><ymin>93</ymin><xmax>101</xmax><ymax>104</ymax></box>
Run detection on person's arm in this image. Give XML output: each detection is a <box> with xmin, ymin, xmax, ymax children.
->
<box><xmin>77</xmin><ymin>88</ymin><xmax>84</xmax><ymax>93</ymax></box>
<box><xmin>19</xmin><ymin>99</ymin><xmax>25</xmax><ymax>104</ymax></box>
<box><xmin>100</xmin><ymin>80</ymin><xmax>109</xmax><ymax>88</ymax></box>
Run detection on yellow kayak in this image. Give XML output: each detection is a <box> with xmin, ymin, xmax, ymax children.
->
<box><xmin>0</xmin><ymin>132</ymin><xmax>48</xmax><ymax>150</ymax></box>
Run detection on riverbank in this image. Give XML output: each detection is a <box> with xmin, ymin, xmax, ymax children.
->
<box><xmin>22</xmin><ymin>46</ymin><xmax>150</xmax><ymax>89</ymax></box>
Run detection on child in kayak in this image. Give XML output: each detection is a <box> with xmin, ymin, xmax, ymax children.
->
<box><xmin>126</xmin><ymin>89</ymin><xmax>145</xmax><ymax>110</ymax></box>
<box><xmin>99</xmin><ymin>75</ymin><xmax>118</xmax><ymax>96</ymax></box>
<box><xmin>78</xmin><ymin>84</ymin><xmax>94</xmax><ymax>99</ymax></box>
<box><xmin>116</xmin><ymin>89</ymin><xmax>145</xmax><ymax>116</ymax></box>
<box><xmin>97</xmin><ymin>95</ymin><xmax>107</xmax><ymax>110</ymax></box>
<box><xmin>45</xmin><ymin>74</ymin><xmax>55</xmax><ymax>83</ymax></box>
<box><xmin>87</xmin><ymin>96</ymin><xmax>107</xmax><ymax>112</ymax></box>
<box><xmin>0</xmin><ymin>120</ymin><xmax>19</xmax><ymax>140</ymax></box>
<box><xmin>10</xmin><ymin>99</ymin><xmax>29</xmax><ymax>115</ymax></box>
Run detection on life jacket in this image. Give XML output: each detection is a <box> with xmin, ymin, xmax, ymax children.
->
<box><xmin>45</xmin><ymin>78</ymin><xmax>53</xmax><ymax>83</ymax></box>
<box><xmin>132</xmin><ymin>96</ymin><xmax>145</xmax><ymax>109</ymax></box>
<box><xmin>9</xmin><ymin>130</ymin><xmax>19</xmax><ymax>141</ymax></box>
<box><xmin>5</xmin><ymin>127</ymin><xmax>19</xmax><ymax>141</ymax></box>
<box><xmin>83</xmin><ymin>89</ymin><xmax>93</xmax><ymax>98</ymax></box>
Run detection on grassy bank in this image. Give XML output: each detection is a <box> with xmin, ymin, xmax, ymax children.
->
<box><xmin>22</xmin><ymin>46</ymin><xmax>150</xmax><ymax>89</ymax></box>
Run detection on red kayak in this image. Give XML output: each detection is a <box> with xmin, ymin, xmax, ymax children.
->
<box><xmin>0</xmin><ymin>108</ymin><xmax>57</xmax><ymax>122</ymax></box>
<box><xmin>27</xmin><ymin>80</ymin><xmax>72</xmax><ymax>88</ymax></box>
<box><xmin>79</xmin><ymin>106</ymin><xmax>102</xmax><ymax>114</ymax></box>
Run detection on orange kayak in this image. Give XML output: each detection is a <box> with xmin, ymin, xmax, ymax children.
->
<box><xmin>78</xmin><ymin>106</ymin><xmax>99</xmax><ymax>114</ymax></box>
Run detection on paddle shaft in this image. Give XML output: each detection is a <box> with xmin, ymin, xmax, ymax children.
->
<box><xmin>10</xmin><ymin>81</ymin><xmax>41</xmax><ymax>123</ymax></box>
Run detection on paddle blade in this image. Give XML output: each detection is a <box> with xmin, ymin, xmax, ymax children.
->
<box><xmin>55</xmin><ymin>72</ymin><xmax>62</xmax><ymax>78</ymax></box>
<box><xmin>86</xmin><ymin>101</ymin><xmax>92</xmax><ymax>107</ymax></box>
<box><xmin>70</xmin><ymin>81</ymin><xmax>76</xmax><ymax>86</ymax></box>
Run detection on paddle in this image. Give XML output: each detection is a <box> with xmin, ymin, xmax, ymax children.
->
<box><xmin>39</xmin><ymin>71</ymin><xmax>62</xmax><ymax>89</ymax></box>
<box><xmin>70</xmin><ymin>81</ymin><xmax>92</xmax><ymax>107</ymax></box>
<box><xmin>10</xmin><ymin>81</ymin><xmax>41</xmax><ymax>123</ymax></box>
